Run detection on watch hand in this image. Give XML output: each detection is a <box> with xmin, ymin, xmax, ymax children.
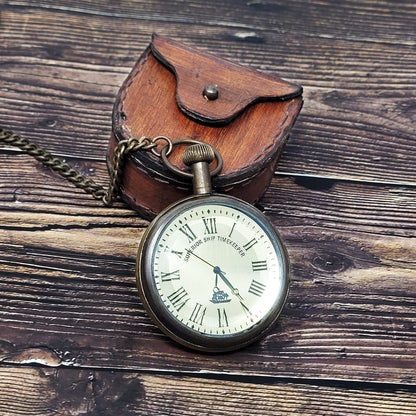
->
<box><xmin>187</xmin><ymin>250</ymin><xmax>250</xmax><ymax>311</ymax></box>
<box><xmin>239</xmin><ymin>299</ymin><xmax>252</xmax><ymax>316</ymax></box>
<box><xmin>186</xmin><ymin>251</ymin><xmax>232</xmax><ymax>292</ymax></box>
<box><xmin>185</xmin><ymin>249</ymin><xmax>215</xmax><ymax>268</ymax></box>
<box><xmin>213</xmin><ymin>266</ymin><xmax>247</xmax><ymax>305</ymax></box>
<box><xmin>213</xmin><ymin>266</ymin><xmax>235</xmax><ymax>292</ymax></box>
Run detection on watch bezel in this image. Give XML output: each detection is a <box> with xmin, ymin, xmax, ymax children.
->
<box><xmin>136</xmin><ymin>193</ymin><xmax>290</xmax><ymax>352</ymax></box>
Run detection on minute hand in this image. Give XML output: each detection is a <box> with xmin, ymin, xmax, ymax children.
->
<box><xmin>213</xmin><ymin>266</ymin><xmax>243</xmax><ymax>301</ymax></box>
<box><xmin>214</xmin><ymin>267</ymin><xmax>251</xmax><ymax>314</ymax></box>
<box><xmin>185</xmin><ymin>250</ymin><xmax>239</xmax><ymax>295</ymax></box>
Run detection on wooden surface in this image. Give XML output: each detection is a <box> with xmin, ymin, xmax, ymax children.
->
<box><xmin>0</xmin><ymin>0</ymin><xmax>415</xmax><ymax>414</ymax></box>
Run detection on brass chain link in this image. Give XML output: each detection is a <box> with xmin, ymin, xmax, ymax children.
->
<box><xmin>0</xmin><ymin>127</ymin><xmax>165</xmax><ymax>206</ymax></box>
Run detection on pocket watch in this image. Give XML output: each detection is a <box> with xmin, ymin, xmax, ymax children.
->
<box><xmin>136</xmin><ymin>141</ymin><xmax>290</xmax><ymax>352</ymax></box>
<box><xmin>0</xmin><ymin>129</ymin><xmax>290</xmax><ymax>353</ymax></box>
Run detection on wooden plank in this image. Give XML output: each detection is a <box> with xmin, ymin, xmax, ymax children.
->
<box><xmin>1</xmin><ymin>1</ymin><xmax>415</xmax><ymax>183</ymax></box>
<box><xmin>4</xmin><ymin>0</ymin><xmax>415</xmax><ymax>42</ymax></box>
<box><xmin>0</xmin><ymin>365</ymin><xmax>415</xmax><ymax>416</ymax></box>
<box><xmin>0</xmin><ymin>157</ymin><xmax>414</xmax><ymax>383</ymax></box>
<box><xmin>0</xmin><ymin>0</ymin><xmax>415</xmax><ymax>412</ymax></box>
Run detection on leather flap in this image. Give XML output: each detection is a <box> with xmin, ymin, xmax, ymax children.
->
<box><xmin>151</xmin><ymin>34</ymin><xmax>302</xmax><ymax>125</ymax></box>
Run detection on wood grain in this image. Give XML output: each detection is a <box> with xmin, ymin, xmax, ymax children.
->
<box><xmin>1</xmin><ymin>0</ymin><xmax>415</xmax><ymax>414</ymax></box>
<box><xmin>0</xmin><ymin>157</ymin><xmax>415</xmax><ymax>384</ymax></box>
<box><xmin>1</xmin><ymin>366</ymin><xmax>415</xmax><ymax>416</ymax></box>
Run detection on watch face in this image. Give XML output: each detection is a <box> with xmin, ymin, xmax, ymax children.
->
<box><xmin>136</xmin><ymin>194</ymin><xmax>289</xmax><ymax>352</ymax></box>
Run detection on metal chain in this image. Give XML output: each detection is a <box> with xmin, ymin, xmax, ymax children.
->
<box><xmin>0</xmin><ymin>127</ymin><xmax>163</xmax><ymax>206</ymax></box>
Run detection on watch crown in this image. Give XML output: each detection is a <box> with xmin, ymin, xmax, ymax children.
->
<box><xmin>182</xmin><ymin>143</ymin><xmax>215</xmax><ymax>166</ymax></box>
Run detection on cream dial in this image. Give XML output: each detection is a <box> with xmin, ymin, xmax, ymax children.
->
<box><xmin>137</xmin><ymin>194</ymin><xmax>289</xmax><ymax>352</ymax></box>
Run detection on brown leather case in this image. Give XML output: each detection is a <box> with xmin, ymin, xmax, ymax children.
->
<box><xmin>109</xmin><ymin>34</ymin><xmax>303</xmax><ymax>219</ymax></box>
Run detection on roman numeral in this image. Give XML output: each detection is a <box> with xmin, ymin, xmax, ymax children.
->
<box><xmin>189</xmin><ymin>303</ymin><xmax>206</xmax><ymax>325</ymax></box>
<box><xmin>179</xmin><ymin>224</ymin><xmax>197</xmax><ymax>243</ymax></box>
<box><xmin>243</xmin><ymin>238</ymin><xmax>258</xmax><ymax>251</ymax></box>
<box><xmin>167</xmin><ymin>287</ymin><xmax>190</xmax><ymax>312</ymax></box>
<box><xmin>203</xmin><ymin>217</ymin><xmax>217</xmax><ymax>235</ymax></box>
<box><xmin>161</xmin><ymin>270</ymin><xmax>180</xmax><ymax>282</ymax></box>
<box><xmin>248</xmin><ymin>279</ymin><xmax>266</xmax><ymax>297</ymax></box>
<box><xmin>252</xmin><ymin>260</ymin><xmax>268</xmax><ymax>271</ymax></box>
<box><xmin>217</xmin><ymin>308</ymin><xmax>229</xmax><ymax>327</ymax></box>
<box><xmin>171</xmin><ymin>250</ymin><xmax>183</xmax><ymax>259</ymax></box>
<box><xmin>228</xmin><ymin>222</ymin><xmax>236</xmax><ymax>238</ymax></box>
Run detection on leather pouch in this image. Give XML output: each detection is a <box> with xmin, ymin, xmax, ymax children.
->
<box><xmin>109</xmin><ymin>34</ymin><xmax>303</xmax><ymax>218</ymax></box>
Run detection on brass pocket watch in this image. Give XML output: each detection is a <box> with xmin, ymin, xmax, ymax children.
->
<box><xmin>0</xmin><ymin>129</ymin><xmax>290</xmax><ymax>353</ymax></box>
<box><xmin>136</xmin><ymin>141</ymin><xmax>290</xmax><ymax>352</ymax></box>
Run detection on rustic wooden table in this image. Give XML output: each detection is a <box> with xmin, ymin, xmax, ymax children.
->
<box><xmin>1</xmin><ymin>1</ymin><xmax>415</xmax><ymax>415</ymax></box>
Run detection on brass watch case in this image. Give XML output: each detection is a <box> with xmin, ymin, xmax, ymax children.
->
<box><xmin>136</xmin><ymin>193</ymin><xmax>290</xmax><ymax>353</ymax></box>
